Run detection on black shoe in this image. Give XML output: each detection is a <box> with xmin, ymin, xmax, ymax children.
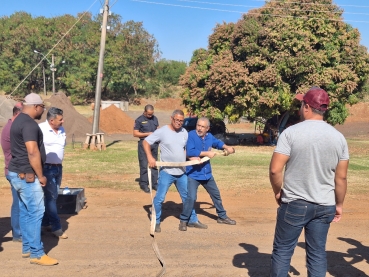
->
<box><xmin>140</xmin><ymin>186</ymin><xmax>150</xmax><ymax>193</ymax></box>
<box><xmin>217</xmin><ymin>216</ymin><xmax>236</xmax><ymax>225</ymax></box>
<box><xmin>187</xmin><ymin>221</ymin><xmax>208</xmax><ymax>229</ymax></box>
<box><xmin>152</xmin><ymin>184</ymin><xmax>158</xmax><ymax>191</ymax></box>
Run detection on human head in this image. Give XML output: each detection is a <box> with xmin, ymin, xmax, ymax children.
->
<box><xmin>47</xmin><ymin>107</ymin><xmax>64</xmax><ymax>131</ymax></box>
<box><xmin>13</xmin><ymin>102</ymin><xmax>23</xmax><ymax>116</ymax></box>
<box><xmin>144</xmin><ymin>104</ymin><xmax>154</xmax><ymax>118</ymax></box>
<box><xmin>170</xmin><ymin>109</ymin><xmax>185</xmax><ymax>131</ymax></box>
<box><xmin>295</xmin><ymin>87</ymin><xmax>329</xmax><ymax>114</ymax></box>
<box><xmin>196</xmin><ymin>117</ymin><xmax>210</xmax><ymax>137</ymax></box>
<box><xmin>22</xmin><ymin>93</ymin><xmax>45</xmax><ymax>120</ymax></box>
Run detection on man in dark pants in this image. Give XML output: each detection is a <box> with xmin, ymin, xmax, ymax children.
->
<box><xmin>133</xmin><ymin>105</ymin><xmax>159</xmax><ymax>193</ymax></box>
<box><xmin>179</xmin><ymin>117</ymin><xmax>236</xmax><ymax>231</ymax></box>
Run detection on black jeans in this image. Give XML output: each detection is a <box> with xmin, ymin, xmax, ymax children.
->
<box><xmin>138</xmin><ymin>140</ymin><xmax>158</xmax><ymax>188</ymax></box>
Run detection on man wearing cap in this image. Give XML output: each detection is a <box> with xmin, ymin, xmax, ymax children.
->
<box><xmin>7</xmin><ymin>93</ymin><xmax>58</xmax><ymax>265</ymax></box>
<box><xmin>39</xmin><ymin>107</ymin><xmax>67</xmax><ymax>239</ymax></box>
<box><xmin>133</xmin><ymin>104</ymin><xmax>159</xmax><ymax>193</ymax></box>
<box><xmin>269</xmin><ymin>87</ymin><xmax>349</xmax><ymax>276</ymax></box>
<box><xmin>1</xmin><ymin>102</ymin><xmax>23</xmax><ymax>242</ymax></box>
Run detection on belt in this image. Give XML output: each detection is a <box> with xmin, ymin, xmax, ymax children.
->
<box><xmin>44</xmin><ymin>163</ymin><xmax>62</xmax><ymax>166</ymax></box>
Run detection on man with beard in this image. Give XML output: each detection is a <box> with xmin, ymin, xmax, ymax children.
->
<box><xmin>8</xmin><ymin>93</ymin><xmax>58</xmax><ymax>265</ymax></box>
<box><xmin>269</xmin><ymin>87</ymin><xmax>349</xmax><ymax>276</ymax></box>
<box><xmin>178</xmin><ymin>117</ymin><xmax>236</xmax><ymax>231</ymax></box>
<box><xmin>39</xmin><ymin>107</ymin><xmax>67</xmax><ymax>239</ymax></box>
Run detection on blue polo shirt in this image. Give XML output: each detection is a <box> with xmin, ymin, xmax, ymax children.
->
<box><xmin>186</xmin><ymin>130</ymin><xmax>224</xmax><ymax>180</ymax></box>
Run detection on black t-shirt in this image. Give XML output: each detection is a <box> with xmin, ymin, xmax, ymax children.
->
<box><xmin>8</xmin><ymin>113</ymin><xmax>46</xmax><ymax>174</ymax></box>
<box><xmin>134</xmin><ymin>114</ymin><xmax>159</xmax><ymax>140</ymax></box>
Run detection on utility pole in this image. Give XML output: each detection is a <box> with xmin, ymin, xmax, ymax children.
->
<box><xmin>42</xmin><ymin>64</ymin><xmax>46</xmax><ymax>95</ymax></box>
<box><xmin>52</xmin><ymin>54</ymin><xmax>56</xmax><ymax>94</ymax></box>
<box><xmin>91</xmin><ymin>0</ymin><xmax>109</xmax><ymax>135</ymax></box>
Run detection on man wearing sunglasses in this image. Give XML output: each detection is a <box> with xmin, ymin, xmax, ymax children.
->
<box><xmin>8</xmin><ymin>93</ymin><xmax>58</xmax><ymax>266</ymax></box>
<box><xmin>143</xmin><ymin>109</ymin><xmax>205</xmax><ymax>233</ymax></box>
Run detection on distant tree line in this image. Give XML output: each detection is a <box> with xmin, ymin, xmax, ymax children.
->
<box><xmin>0</xmin><ymin>12</ymin><xmax>187</xmax><ymax>103</ymax></box>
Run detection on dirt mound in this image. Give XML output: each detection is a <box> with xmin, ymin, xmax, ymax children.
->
<box><xmin>88</xmin><ymin>105</ymin><xmax>134</xmax><ymax>134</ymax></box>
<box><xmin>345</xmin><ymin>102</ymin><xmax>369</xmax><ymax>123</ymax></box>
<box><xmin>134</xmin><ymin>98</ymin><xmax>184</xmax><ymax>111</ymax></box>
<box><xmin>39</xmin><ymin>92</ymin><xmax>93</xmax><ymax>139</ymax></box>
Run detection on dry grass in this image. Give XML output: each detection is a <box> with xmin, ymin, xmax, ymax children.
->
<box><xmin>1</xmin><ymin>140</ymin><xmax>367</xmax><ymax>195</ymax></box>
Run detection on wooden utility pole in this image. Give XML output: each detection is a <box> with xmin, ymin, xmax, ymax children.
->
<box><xmin>86</xmin><ymin>0</ymin><xmax>109</xmax><ymax>150</ymax></box>
<box><xmin>52</xmin><ymin>54</ymin><xmax>56</xmax><ymax>94</ymax></box>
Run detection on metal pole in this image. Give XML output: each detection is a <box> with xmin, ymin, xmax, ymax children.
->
<box><xmin>52</xmin><ymin>54</ymin><xmax>55</xmax><ymax>94</ymax></box>
<box><xmin>42</xmin><ymin>64</ymin><xmax>46</xmax><ymax>95</ymax></box>
<box><xmin>92</xmin><ymin>0</ymin><xmax>109</xmax><ymax>134</ymax></box>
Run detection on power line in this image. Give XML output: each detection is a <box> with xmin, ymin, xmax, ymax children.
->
<box><xmin>178</xmin><ymin>0</ymin><xmax>369</xmax><ymax>16</ymax></box>
<box><xmin>131</xmin><ymin>0</ymin><xmax>369</xmax><ymax>23</ymax></box>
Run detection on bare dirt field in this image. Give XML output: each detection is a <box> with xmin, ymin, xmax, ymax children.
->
<box><xmin>0</xmin><ymin>100</ymin><xmax>369</xmax><ymax>276</ymax></box>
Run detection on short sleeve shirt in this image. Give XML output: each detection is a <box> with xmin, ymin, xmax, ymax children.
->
<box><xmin>8</xmin><ymin>113</ymin><xmax>46</xmax><ymax>174</ymax></box>
<box><xmin>145</xmin><ymin>125</ymin><xmax>188</xmax><ymax>175</ymax></box>
<box><xmin>134</xmin><ymin>114</ymin><xmax>159</xmax><ymax>140</ymax></box>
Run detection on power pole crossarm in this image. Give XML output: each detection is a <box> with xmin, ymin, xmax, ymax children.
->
<box><xmin>92</xmin><ymin>0</ymin><xmax>109</xmax><ymax>135</ymax></box>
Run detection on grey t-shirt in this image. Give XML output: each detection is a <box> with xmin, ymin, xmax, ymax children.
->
<box><xmin>275</xmin><ymin>120</ymin><xmax>349</xmax><ymax>206</ymax></box>
<box><xmin>145</xmin><ymin>125</ymin><xmax>188</xmax><ymax>175</ymax></box>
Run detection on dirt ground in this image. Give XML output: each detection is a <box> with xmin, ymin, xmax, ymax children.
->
<box><xmin>0</xmin><ymin>101</ymin><xmax>369</xmax><ymax>276</ymax></box>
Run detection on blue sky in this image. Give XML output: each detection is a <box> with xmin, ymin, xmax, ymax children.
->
<box><xmin>1</xmin><ymin>0</ymin><xmax>369</xmax><ymax>62</ymax></box>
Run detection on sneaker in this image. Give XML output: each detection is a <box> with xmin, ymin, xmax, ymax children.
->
<box><xmin>178</xmin><ymin>221</ymin><xmax>187</xmax><ymax>231</ymax></box>
<box><xmin>217</xmin><ymin>216</ymin><xmax>236</xmax><ymax>225</ymax></box>
<box><xmin>187</xmin><ymin>221</ymin><xmax>208</xmax><ymax>229</ymax></box>
<box><xmin>30</xmin><ymin>254</ymin><xmax>58</xmax><ymax>266</ymax></box>
<box><xmin>52</xmin><ymin>229</ymin><xmax>68</xmax><ymax>239</ymax></box>
<box><xmin>155</xmin><ymin>224</ymin><xmax>161</xmax><ymax>233</ymax></box>
<box><xmin>22</xmin><ymin>252</ymin><xmax>30</xmax><ymax>258</ymax></box>
<box><xmin>12</xmin><ymin>238</ymin><xmax>22</xmax><ymax>242</ymax></box>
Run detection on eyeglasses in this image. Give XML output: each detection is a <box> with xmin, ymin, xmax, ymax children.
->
<box><xmin>36</xmin><ymin>104</ymin><xmax>46</xmax><ymax>110</ymax></box>
<box><xmin>172</xmin><ymin>118</ymin><xmax>184</xmax><ymax>124</ymax></box>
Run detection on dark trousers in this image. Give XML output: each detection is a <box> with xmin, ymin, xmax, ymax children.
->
<box><xmin>180</xmin><ymin>176</ymin><xmax>227</xmax><ymax>221</ymax></box>
<box><xmin>138</xmin><ymin>140</ymin><xmax>158</xmax><ymax>188</ymax></box>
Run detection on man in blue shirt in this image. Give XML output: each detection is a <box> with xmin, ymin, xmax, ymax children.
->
<box><xmin>179</xmin><ymin>117</ymin><xmax>236</xmax><ymax>231</ymax></box>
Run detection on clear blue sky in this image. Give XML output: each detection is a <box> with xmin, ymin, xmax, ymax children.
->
<box><xmin>1</xmin><ymin>0</ymin><xmax>369</xmax><ymax>62</ymax></box>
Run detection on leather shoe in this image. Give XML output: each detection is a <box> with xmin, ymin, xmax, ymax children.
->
<box><xmin>187</xmin><ymin>221</ymin><xmax>208</xmax><ymax>229</ymax></box>
<box><xmin>178</xmin><ymin>221</ymin><xmax>187</xmax><ymax>231</ymax></box>
<box><xmin>140</xmin><ymin>186</ymin><xmax>150</xmax><ymax>193</ymax></box>
<box><xmin>217</xmin><ymin>216</ymin><xmax>236</xmax><ymax>225</ymax></box>
<box><xmin>155</xmin><ymin>224</ymin><xmax>161</xmax><ymax>233</ymax></box>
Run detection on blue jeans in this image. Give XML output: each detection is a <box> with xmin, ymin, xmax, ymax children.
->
<box><xmin>180</xmin><ymin>176</ymin><xmax>227</xmax><ymax>221</ymax></box>
<box><xmin>42</xmin><ymin>164</ymin><xmax>63</xmax><ymax>232</ymax></box>
<box><xmin>6</xmin><ymin>175</ymin><xmax>22</xmax><ymax>240</ymax></box>
<box><xmin>8</xmin><ymin>171</ymin><xmax>45</xmax><ymax>258</ymax></box>
<box><xmin>270</xmin><ymin>200</ymin><xmax>336</xmax><ymax>277</ymax></box>
<box><xmin>153</xmin><ymin>170</ymin><xmax>198</xmax><ymax>224</ymax></box>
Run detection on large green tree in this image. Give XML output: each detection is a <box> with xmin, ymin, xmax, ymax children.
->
<box><xmin>180</xmin><ymin>0</ymin><xmax>369</xmax><ymax>125</ymax></box>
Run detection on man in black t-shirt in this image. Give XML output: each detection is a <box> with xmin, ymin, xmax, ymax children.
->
<box><xmin>133</xmin><ymin>104</ymin><xmax>159</xmax><ymax>193</ymax></box>
<box><xmin>8</xmin><ymin>93</ymin><xmax>58</xmax><ymax>266</ymax></box>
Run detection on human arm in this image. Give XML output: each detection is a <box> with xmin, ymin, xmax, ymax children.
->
<box><xmin>133</xmin><ymin>129</ymin><xmax>153</xmax><ymax>138</ymax></box>
<box><xmin>269</xmin><ymin>152</ymin><xmax>289</xmax><ymax>205</ymax></box>
<box><xmin>25</xmin><ymin>141</ymin><xmax>47</xmax><ymax>186</ymax></box>
<box><xmin>142</xmin><ymin>140</ymin><xmax>157</xmax><ymax>168</ymax></box>
<box><xmin>333</xmin><ymin>160</ymin><xmax>349</xmax><ymax>222</ymax></box>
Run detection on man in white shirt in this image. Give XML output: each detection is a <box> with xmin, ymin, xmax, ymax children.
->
<box><xmin>39</xmin><ymin>107</ymin><xmax>68</xmax><ymax>239</ymax></box>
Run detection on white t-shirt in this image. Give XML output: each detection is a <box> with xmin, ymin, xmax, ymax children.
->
<box><xmin>39</xmin><ymin>121</ymin><xmax>66</xmax><ymax>164</ymax></box>
<box><xmin>275</xmin><ymin>120</ymin><xmax>349</xmax><ymax>206</ymax></box>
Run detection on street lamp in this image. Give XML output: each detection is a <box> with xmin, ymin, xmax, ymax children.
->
<box><xmin>34</xmin><ymin>50</ymin><xmax>57</xmax><ymax>94</ymax></box>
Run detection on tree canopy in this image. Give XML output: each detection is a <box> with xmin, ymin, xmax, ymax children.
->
<box><xmin>0</xmin><ymin>12</ymin><xmax>186</xmax><ymax>102</ymax></box>
<box><xmin>180</xmin><ymin>0</ymin><xmax>369</xmax><ymax>125</ymax></box>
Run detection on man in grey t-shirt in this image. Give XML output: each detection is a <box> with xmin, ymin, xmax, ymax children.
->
<box><xmin>269</xmin><ymin>87</ymin><xmax>349</xmax><ymax>277</ymax></box>
<box><xmin>143</xmin><ymin>110</ymin><xmax>206</xmax><ymax>233</ymax></box>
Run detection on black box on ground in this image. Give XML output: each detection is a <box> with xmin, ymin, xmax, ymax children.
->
<box><xmin>57</xmin><ymin>188</ymin><xmax>87</xmax><ymax>214</ymax></box>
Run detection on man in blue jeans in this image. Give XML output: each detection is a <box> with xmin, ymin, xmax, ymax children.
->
<box><xmin>39</xmin><ymin>107</ymin><xmax>67</xmax><ymax>239</ymax></box>
<box><xmin>1</xmin><ymin>102</ymin><xmax>23</xmax><ymax>242</ymax></box>
<box><xmin>178</xmin><ymin>117</ymin><xmax>236</xmax><ymax>231</ymax></box>
<box><xmin>8</xmin><ymin>93</ymin><xmax>58</xmax><ymax>265</ymax></box>
<box><xmin>143</xmin><ymin>109</ymin><xmax>206</xmax><ymax>233</ymax></box>
<box><xmin>269</xmin><ymin>87</ymin><xmax>349</xmax><ymax>276</ymax></box>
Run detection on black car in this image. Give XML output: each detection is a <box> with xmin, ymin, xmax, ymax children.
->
<box><xmin>182</xmin><ymin>117</ymin><xmax>226</xmax><ymax>135</ymax></box>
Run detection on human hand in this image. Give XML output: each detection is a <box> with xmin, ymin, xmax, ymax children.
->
<box><xmin>39</xmin><ymin>176</ymin><xmax>47</xmax><ymax>187</ymax></box>
<box><xmin>207</xmin><ymin>151</ymin><xmax>216</xmax><ymax>158</ymax></box>
<box><xmin>275</xmin><ymin>191</ymin><xmax>282</xmax><ymax>206</ymax></box>
<box><xmin>332</xmin><ymin>206</ymin><xmax>343</xmax><ymax>222</ymax></box>
<box><xmin>148</xmin><ymin>156</ymin><xmax>157</xmax><ymax>168</ymax></box>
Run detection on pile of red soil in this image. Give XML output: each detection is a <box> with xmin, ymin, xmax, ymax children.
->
<box><xmin>39</xmin><ymin>92</ymin><xmax>93</xmax><ymax>139</ymax></box>
<box><xmin>135</xmin><ymin>97</ymin><xmax>184</xmax><ymax>111</ymax></box>
<box><xmin>88</xmin><ymin>105</ymin><xmax>134</xmax><ymax>134</ymax></box>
